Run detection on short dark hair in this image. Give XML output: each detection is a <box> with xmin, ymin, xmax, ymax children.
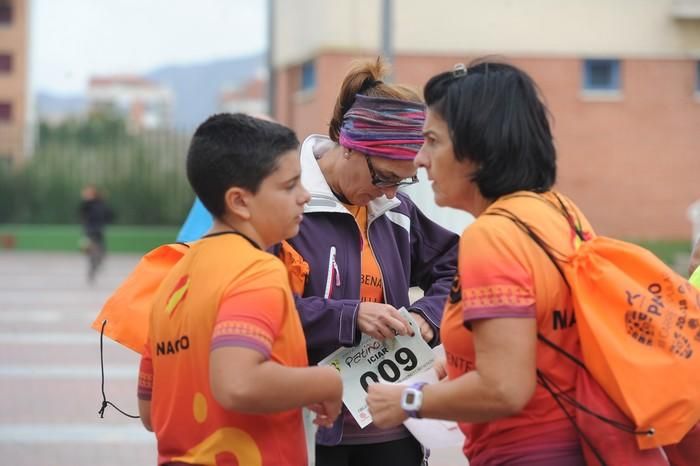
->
<box><xmin>423</xmin><ymin>59</ymin><xmax>556</xmax><ymax>199</ymax></box>
<box><xmin>186</xmin><ymin>113</ymin><xmax>299</xmax><ymax>218</ymax></box>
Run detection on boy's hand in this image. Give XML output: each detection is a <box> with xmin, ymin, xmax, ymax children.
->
<box><xmin>307</xmin><ymin>398</ymin><xmax>342</xmax><ymax>428</ymax></box>
<box><xmin>308</xmin><ymin>366</ymin><xmax>343</xmax><ymax>427</ymax></box>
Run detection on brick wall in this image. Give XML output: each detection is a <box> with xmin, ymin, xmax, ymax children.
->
<box><xmin>0</xmin><ymin>0</ymin><xmax>28</xmax><ymax>164</ymax></box>
<box><xmin>274</xmin><ymin>51</ymin><xmax>700</xmax><ymax>239</ymax></box>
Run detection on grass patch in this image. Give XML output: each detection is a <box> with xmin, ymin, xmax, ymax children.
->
<box><xmin>627</xmin><ymin>239</ymin><xmax>692</xmax><ymax>268</ymax></box>
<box><xmin>0</xmin><ymin>224</ymin><xmax>179</xmax><ymax>254</ymax></box>
<box><xmin>0</xmin><ymin>225</ymin><xmax>691</xmax><ymax>269</ymax></box>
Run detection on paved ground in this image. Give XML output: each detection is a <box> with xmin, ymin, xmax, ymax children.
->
<box><xmin>0</xmin><ymin>250</ymin><xmax>466</xmax><ymax>466</ymax></box>
<box><xmin>0</xmin><ymin>251</ymin><xmax>155</xmax><ymax>465</ymax></box>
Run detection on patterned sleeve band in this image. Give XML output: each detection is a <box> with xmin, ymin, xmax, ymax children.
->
<box><xmin>210</xmin><ymin>320</ymin><xmax>274</xmax><ymax>359</ymax></box>
<box><xmin>137</xmin><ymin>356</ymin><xmax>153</xmax><ymax>401</ymax></box>
<box><xmin>461</xmin><ymin>284</ymin><xmax>537</xmax><ymax>323</ymax></box>
<box><xmin>339</xmin><ymin>94</ymin><xmax>426</xmax><ymax>160</ymax></box>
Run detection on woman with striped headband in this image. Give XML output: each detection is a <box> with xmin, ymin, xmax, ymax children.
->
<box><xmin>280</xmin><ymin>58</ymin><xmax>459</xmax><ymax>466</ymax></box>
<box><xmin>171</xmin><ymin>58</ymin><xmax>458</xmax><ymax>464</ymax></box>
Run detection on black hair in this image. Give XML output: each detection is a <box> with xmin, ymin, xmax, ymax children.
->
<box><xmin>423</xmin><ymin>59</ymin><xmax>556</xmax><ymax>199</ymax></box>
<box><xmin>186</xmin><ymin>113</ymin><xmax>299</xmax><ymax>218</ymax></box>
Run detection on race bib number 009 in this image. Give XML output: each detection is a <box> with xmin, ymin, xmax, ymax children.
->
<box><xmin>318</xmin><ymin>308</ymin><xmax>435</xmax><ymax>428</ymax></box>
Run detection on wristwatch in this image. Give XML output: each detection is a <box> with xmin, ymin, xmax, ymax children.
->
<box><xmin>401</xmin><ymin>382</ymin><xmax>428</xmax><ymax>418</ymax></box>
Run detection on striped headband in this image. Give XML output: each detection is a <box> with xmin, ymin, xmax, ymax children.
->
<box><xmin>339</xmin><ymin>94</ymin><xmax>426</xmax><ymax>160</ymax></box>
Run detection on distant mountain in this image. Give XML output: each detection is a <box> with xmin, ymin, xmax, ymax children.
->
<box><xmin>147</xmin><ymin>54</ymin><xmax>265</xmax><ymax>129</ymax></box>
<box><xmin>36</xmin><ymin>92</ymin><xmax>87</xmax><ymax>118</ymax></box>
<box><xmin>36</xmin><ymin>54</ymin><xmax>265</xmax><ymax>130</ymax></box>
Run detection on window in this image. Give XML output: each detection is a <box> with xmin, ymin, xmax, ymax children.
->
<box><xmin>300</xmin><ymin>60</ymin><xmax>316</xmax><ymax>92</ymax></box>
<box><xmin>583</xmin><ymin>59</ymin><xmax>621</xmax><ymax>92</ymax></box>
<box><xmin>0</xmin><ymin>54</ymin><xmax>11</xmax><ymax>73</ymax></box>
<box><xmin>0</xmin><ymin>2</ymin><xmax>12</xmax><ymax>25</ymax></box>
<box><xmin>0</xmin><ymin>102</ymin><xmax>12</xmax><ymax>122</ymax></box>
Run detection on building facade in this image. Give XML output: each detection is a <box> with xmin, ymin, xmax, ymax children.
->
<box><xmin>0</xmin><ymin>0</ymin><xmax>30</xmax><ymax>164</ymax></box>
<box><xmin>87</xmin><ymin>76</ymin><xmax>173</xmax><ymax>132</ymax></box>
<box><xmin>218</xmin><ymin>76</ymin><xmax>267</xmax><ymax>117</ymax></box>
<box><xmin>271</xmin><ymin>0</ymin><xmax>700</xmax><ymax>240</ymax></box>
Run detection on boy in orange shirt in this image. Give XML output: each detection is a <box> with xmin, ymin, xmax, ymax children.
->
<box><xmin>137</xmin><ymin>113</ymin><xmax>343</xmax><ymax>466</ymax></box>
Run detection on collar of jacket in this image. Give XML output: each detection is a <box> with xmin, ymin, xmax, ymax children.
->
<box><xmin>300</xmin><ymin>134</ymin><xmax>401</xmax><ymax>221</ymax></box>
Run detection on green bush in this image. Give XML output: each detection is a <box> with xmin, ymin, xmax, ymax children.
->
<box><xmin>0</xmin><ymin>115</ymin><xmax>194</xmax><ymax>226</ymax></box>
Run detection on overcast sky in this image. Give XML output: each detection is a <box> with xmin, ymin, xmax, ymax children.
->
<box><xmin>31</xmin><ymin>0</ymin><xmax>266</xmax><ymax>95</ymax></box>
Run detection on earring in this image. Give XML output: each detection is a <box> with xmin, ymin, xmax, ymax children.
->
<box><xmin>343</xmin><ymin>150</ymin><xmax>350</xmax><ymax>158</ymax></box>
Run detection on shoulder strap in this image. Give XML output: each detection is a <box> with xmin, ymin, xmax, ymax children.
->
<box><xmin>550</xmin><ymin>192</ymin><xmax>586</xmax><ymax>242</ymax></box>
<box><xmin>499</xmin><ymin>192</ymin><xmax>587</xmax><ymax>241</ymax></box>
<box><xmin>485</xmin><ymin>206</ymin><xmax>570</xmax><ymax>288</ymax></box>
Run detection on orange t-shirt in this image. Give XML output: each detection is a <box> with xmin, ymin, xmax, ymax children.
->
<box><xmin>138</xmin><ymin>232</ymin><xmax>309</xmax><ymax>466</ymax></box>
<box><xmin>440</xmin><ymin>192</ymin><xmax>594</xmax><ymax>465</ymax></box>
<box><xmin>345</xmin><ymin>204</ymin><xmax>384</xmax><ymax>303</ymax></box>
<box><xmin>341</xmin><ymin>204</ymin><xmax>397</xmax><ymax>443</ymax></box>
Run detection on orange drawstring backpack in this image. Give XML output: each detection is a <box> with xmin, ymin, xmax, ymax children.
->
<box><xmin>91</xmin><ymin>242</ymin><xmax>190</xmax><ymax>354</ymax></box>
<box><xmin>276</xmin><ymin>240</ymin><xmax>310</xmax><ymax>295</ymax></box>
<box><xmin>91</xmin><ymin>242</ymin><xmax>190</xmax><ymax>418</ymax></box>
<box><xmin>488</xmin><ymin>194</ymin><xmax>700</xmax><ymax>465</ymax></box>
<box><xmin>92</xmin><ymin>239</ymin><xmax>309</xmax><ymax>354</ymax></box>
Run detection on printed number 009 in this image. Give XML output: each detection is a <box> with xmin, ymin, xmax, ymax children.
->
<box><xmin>359</xmin><ymin>347</ymin><xmax>418</xmax><ymax>392</ymax></box>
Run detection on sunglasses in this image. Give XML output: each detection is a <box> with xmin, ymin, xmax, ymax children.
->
<box><xmin>365</xmin><ymin>155</ymin><xmax>419</xmax><ymax>188</ymax></box>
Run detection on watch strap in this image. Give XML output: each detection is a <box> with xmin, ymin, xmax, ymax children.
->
<box><xmin>405</xmin><ymin>381</ymin><xmax>428</xmax><ymax>418</ymax></box>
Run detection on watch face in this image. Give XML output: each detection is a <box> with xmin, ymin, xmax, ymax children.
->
<box><xmin>405</xmin><ymin>392</ymin><xmax>416</xmax><ymax>404</ymax></box>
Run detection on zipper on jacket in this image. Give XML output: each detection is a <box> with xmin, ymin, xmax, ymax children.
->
<box><xmin>333</xmin><ymin>260</ymin><xmax>341</xmax><ymax>286</ymax></box>
<box><xmin>324</xmin><ymin>246</ymin><xmax>340</xmax><ymax>298</ymax></box>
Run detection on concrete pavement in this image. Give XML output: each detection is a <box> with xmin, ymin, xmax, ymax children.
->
<box><xmin>0</xmin><ymin>251</ymin><xmax>155</xmax><ymax>465</ymax></box>
<box><xmin>0</xmin><ymin>250</ymin><xmax>468</xmax><ymax>466</ymax></box>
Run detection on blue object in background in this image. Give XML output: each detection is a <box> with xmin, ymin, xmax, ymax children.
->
<box><xmin>176</xmin><ymin>198</ymin><xmax>213</xmax><ymax>242</ymax></box>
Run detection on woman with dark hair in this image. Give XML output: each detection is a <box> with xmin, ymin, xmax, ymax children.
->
<box><xmin>284</xmin><ymin>58</ymin><xmax>459</xmax><ymax>466</ymax></box>
<box><xmin>366</xmin><ymin>60</ymin><xmax>593</xmax><ymax>465</ymax></box>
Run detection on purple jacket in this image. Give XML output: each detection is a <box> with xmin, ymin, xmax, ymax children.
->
<box><xmin>284</xmin><ymin>135</ymin><xmax>459</xmax><ymax>445</ymax></box>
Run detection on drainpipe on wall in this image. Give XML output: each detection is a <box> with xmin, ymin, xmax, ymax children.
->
<box><xmin>266</xmin><ymin>0</ymin><xmax>276</xmax><ymax>118</ymax></box>
<box><xmin>381</xmin><ymin>0</ymin><xmax>393</xmax><ymax>82</ymax></box>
